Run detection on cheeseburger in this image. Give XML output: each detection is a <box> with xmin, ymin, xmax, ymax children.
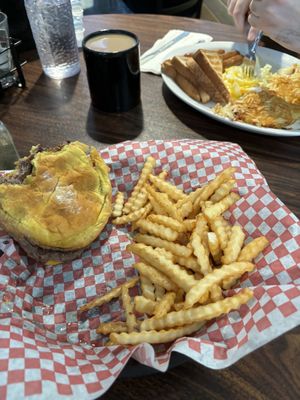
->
<box><xmin>0</xmin><ymin>141</ymin><xmax>112</xmax><ymax>263</ymax></box>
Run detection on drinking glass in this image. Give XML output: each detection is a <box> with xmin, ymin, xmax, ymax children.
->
<box><xmin>0</xmin><ymin>12</ymin><xmax>15</xmax><ymax>88</ymax></box>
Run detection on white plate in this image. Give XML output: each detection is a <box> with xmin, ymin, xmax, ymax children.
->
<box><xmin>161</xmin><ymin>41</ymin><xmax>300</xmax><ymax>137</ymax></box>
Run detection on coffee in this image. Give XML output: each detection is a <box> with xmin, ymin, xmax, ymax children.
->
<box><xmin>85</xmin><ymin>33</ymin><xmax>137</xmax><ymax>53</ymax></box>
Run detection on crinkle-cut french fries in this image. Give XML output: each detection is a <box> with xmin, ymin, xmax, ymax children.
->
<box><xmin>134</xmin><ymin>296</ymin><xmax>157</xmax><ymax>315</ymax></box>
<box><xmin>148</xmin><ymin>174</ymin><xmax>187</xmax><ymax>201</ymax></box>
<box><xmin>238</xmin><ymin>236</ymin><xmax>269</xmax><ymax>262</ymax></box>
<box><xmin>112</xmin><ymin>203</ymin><xmax>152</xmax><ymax>225</ymax></box>
<box><xmin>191</xmin><ymin>232</ymin><xmax>212</xmax><ymax>275</ymax></box>
<box><xmin>146</xmin><ymin>184</ymin><xmax>182</xmax><ymax>221</ymax></box>
<box><xmin>221</xmin><ymin>225</ymin><xmax>245</xmax><ymax>265</ymax></box>
<box><xmin>153</xmin><ymin>292</ymin><xmax>176</xmax><ymax>318</ymax></box>
<box><xmin>184</xmin><ymin>262</ymin><xmax>254</xmax><ymax>309</ymax></box>
<box><xmin>210</xmin><ymin>179</ymin><xmax>236</xmax><ymax>203</ymax></box>
<box><xmin>204</xmin><ymin>192</ymin><xmax>240</xmax><ymax>220</ymax></box>
<box><xmin>79</xmin><ymin>277</ymin><xmax>139</xmax><ymax>312</ymax></box>
<box><xmin>140</xmin><ymin>289</ymin><xmax>253</xmax><ymax>331</ymax></box>
<box><xmin>96</xmin><ymin>321</ymin><xmax>128</xmax><ymax>335</ymax></box>
<box><xmin>128</xmin><ymin>243</ymin><xmax>197</xmax><ymax>292</ymax></box>
<box><xmin>122</xmin><ymin>286</ymin><xmax>138</xmax><ymax>332</ymax></box>
<box><xmin>112</xmin><ymin>191</ymin><xmax>125</xmax><ymax>218</ymax></box>
<box><xmin>123</xmin><ymin>156</ymin><xmax>156</xmax><ymax>214</ymax></box>
<box><xmin>140</xmin><ymin>275</ymin><xmax>156</xmax><ymax>301</ymax></box>
<box><xmin>130</xmin><ymin>187</ymin><xmax>149</xmax><ymax>212</ymax></box>
<box><xmin>134</xmin><ymin>233</ymin><xmax>192</xmax><ymax>257</ymax></box>
<box><xmin>154</xmin><ymin>285</ymin><xmax>166</xmax><ymax>301</ymax></box>
<box><xmin>80</xmin><ymin>161</ymin><xmax>269</xmax><ymax>345</ymax></box>
<box><xmin>148</xmin><ymin>214</ymin><xmax>186</xmax><ymax>232</ymax></box>
<box><xmin>135</xmin><ymin>219</ymin><xmax>179</xmax><ymax>242</ymax></box>
<box><xmin>110</xmin><ymin>322</ymin><xmax>205</xmax><ymax>345</ymax></box>
<box><xmin>133</xmin><ymin>262</ymin><xmax>178</xmax><ymax>292</ymax></box>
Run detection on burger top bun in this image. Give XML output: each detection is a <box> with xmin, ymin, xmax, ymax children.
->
<box><xmin>0</xmin><ymin>141</ymin><xmax>112</xmax><ymax>253</ymax></box>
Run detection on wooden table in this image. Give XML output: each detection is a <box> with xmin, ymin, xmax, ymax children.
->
<box><xmin>1</xmin><ymin>14</ymin><xmax>299</xmax><ymax>400</ymax></box>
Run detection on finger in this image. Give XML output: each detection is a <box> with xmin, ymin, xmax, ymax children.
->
<box><xmin>247</xmin><ymin>26</ymin><xmax>260</xmax><ymax>41</ymax></box>
<box><xmin>248</xmin><ymin>12</ymin><xmax>260</xmax><ymax>29</ymax></box>
<box><xmin>233</xmin><ymin>0</ymin><xmax>252</xmax><ymax>32</ymax></box>
<box><xmin>227</xmin><ymin>0</ymin><xmax>238</xmax><ymax>15</ymax></box>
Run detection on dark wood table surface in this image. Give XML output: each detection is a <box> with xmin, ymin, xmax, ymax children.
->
<box><xmin>1</xmin><ymin>13</ymin><xmax>299</xmax><ymax>400</ymax></box>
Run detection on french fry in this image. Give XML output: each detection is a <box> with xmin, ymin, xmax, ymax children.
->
<box><xmin>112</xmin><ymin>203</ymin><xmax>152</xmax><ymax>225</ymax></box>
<box><xmin>154</xmin><ymin>285</ymin><xmax>166</xmax><ymax>301</ymax></box>
<box><xmin>140</xmin><ymin>289</ymin><xmax>253</xmax><ymax>331</ymax></box>
<box><xmin>112</xmin><ymin>192</ymin><xmax>125</xmax><ymax>217</ymax></box>
<box><xmin>147</xmin><ymin>214</ymin><xmax>185</xmax><ymax>232</ymax></box>
<box><xmin>128</xmin><ymin>243</ymin><xmax>197</xmax><ymax>292</ymax></box>
<box><xmin>136</xmin><ymin>219</ymin><xmax>178</xmax><ymax>242</ymax></box>
<box><xmin>184</xmin><ymin>262</ymin><xmax>254</xmax><ymax>309</ymax></box>
<box><xmin>182</xmin><ymin>219</ymin><xmax>197</xmax><ymax>232</ymax></box>
<box><xmin>204</xmin><ymin>192</ymin><xmax>240</xmax><ymax>221</ymax></box>
<box><xmin>178</xmin><ymin>187</ymin><xmax>205</xmax><ymax>209</ymax></box>
<box><xmin>133</xmin><ymin>262</ymin><xmax>178</xmax><ymax>292</ymax></box>
<box><xmin>207</xmin><ymin>232</ymin><xmax>222</xmax><ymax>265</ymax></box>
<box><xmin>110</xmin><ymin>322</ymin><xmax>205</xmax><ymax>345</ymax></box>
<box><xmin>153</xmin><ymin>292</ymin><xmax>176</xmax><ymax>318</ymax></box>
<box><xmin>130</xmin><ymin>187</ymin><xmax>148</xmax><ymax>212</ymax></box>
<box><xmin>155</xmin><ymin>247</ymin><xmax>174</xmax><ymax>261</ymax></box>
<box><xmin>133</xmin><ymin>234</ymin><xmax>192</xmax><ymax>257</ymax></box>
<box><xmin>134</xmin><ymin>296</ymin><xmax>157</xmax><ymax>315</ymax></box>
<box><xmin>238</xmin><ymin>236</ymin><xmax>269</xmax><ymax>262</ymax></box>
<box><xmin>221</xmin><ymin>225</ymin><xmax>245</xmax><ymax>265</ymax></box>
<box><xmin>83</xmin><ymin>158</ymin><xmax>270</xmax><ymax>347</ymax></box>
<box><xmin>148</xmin><ymin>192</ymin><xmax>168</xmax><ymax>215</ymax></box>
<box><xmin>79</xmin><ymin>277</ymin><xmax>139</xmax><ymax>312</ymax></box>
<box><xmin>222</xmin><ymin>277</ymin><xmax>237</xmax><ymax>290</ymax></box>
<box><xmin>210</xmin><ymin>179</ymin><xmax>236</xmax><ymax>203</ymax></box>
<box><xmin>146</xmin><ymin>184</ymin><xmax>182</xmax><ymax>221</ymax></box>
<box><xmin>121</xmin><ymin>286</ymin><xmax>138</xmax><ymax>333</ymax></box>
<box><xmin>148</xmin><ymin>174</ymin><xmax>187</xmax><ymax>201</ymax></box>
<box><xmin>178</xmin><ymin>200</ymin><xmax>193</xmax><ymax>219</ymax></box>
<box><xmin>96</xmin><ymin>321</ymin><xmax>128</xmax><ymax>335</ymax></box>
<box><xmin>191</xmin><ymin>232</ymin><xmax>212</xmax><ymax>275</ymax></box>
<box><xmin>158</xmin><ymin>170</ymin><xmax>169</xmax><ymax>180</ymax></box>
<box><xmin>123</xmin><ymin>156</ymin><xmax>156</xmax><ymax>214</ymax></box>
<box><xmin>210</xmin><ymin>216</ymin><xmax>231</xmax><ymax>250</ymax></box>
<box><xmin>198</xmin><ymin>167</ymin><xmax>236</xmax><ymax>203</ymax></box>
<box><xmin>140</xmin><ymin>275</ymin><xmax>156</xmax><ymax>301</ymax></box>
<box><xmin>210</xmin><ymin>285</ymin><xmax>224</xmax><ymax>302</ymax></box>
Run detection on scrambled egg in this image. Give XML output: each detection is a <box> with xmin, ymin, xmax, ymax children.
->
<box><xmin>222</xmin><ymin>64</ymin><xmax>273</xmax><ymax>100</ymax></box>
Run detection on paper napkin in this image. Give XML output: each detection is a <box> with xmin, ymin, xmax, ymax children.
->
<box><xmin>140</xmin><ymin>29</ymin><xmax>213</xmax><ymax>74</ymax></box>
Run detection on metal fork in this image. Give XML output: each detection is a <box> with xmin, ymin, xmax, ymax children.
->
<box><xmin>242</xmin><ymin>30</ymin><xmax>263</xmax><ymax>78</ymax></box>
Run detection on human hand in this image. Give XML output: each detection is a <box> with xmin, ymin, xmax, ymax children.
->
<box><xmin>227</xmin><ymin>0</ymin><xmax>252</xmax><ymax>34</ymax></box>
<box><xmin>248</xmin><ymin>0</ymin><xmax>300</xmax><ymax>52</ymax></box>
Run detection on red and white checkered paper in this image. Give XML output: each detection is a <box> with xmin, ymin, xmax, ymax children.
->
<box><xmin>0</xmin><ymin>139</ymin><xmax>299</xmax><ymax>399</ymax></box>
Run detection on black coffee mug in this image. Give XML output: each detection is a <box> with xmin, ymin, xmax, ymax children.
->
<box><xmin>83</xmin><ymin>29</ymin><xmax>141</xmax><ymax>113</ymax></box>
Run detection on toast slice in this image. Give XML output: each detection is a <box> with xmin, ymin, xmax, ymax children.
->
<box><xmin>193</xmin><ymin>49</ymin><xmax>230</xmax><ymax>103</ymax></box>
<box><xmin>170</xmin><ymin>56</ymin><xmax>211</xmax><ymax>103</ymax></box>
<box><xmin>161</xmin><ymin>59</ymin><xmax>177</xmax><ymax>79</ymax></box>
<box><xmin>185</xmin><ymin>57</ymin><xmax>224</xmax><ymax>103</ymax></box>
<box><xmin>202</xmin><ymin>50</ymin><xmax>224</xmax><ymax>77</ymax></box>
<box><xmin>162</xmin><ymin>57</ymin><xmax>210</xmax><ymax>103</ymax></box>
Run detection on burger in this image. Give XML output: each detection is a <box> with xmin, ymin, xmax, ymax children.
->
<box><xmin>0</xmin><ymin>141</ymin><xmax>112</xmax><ymax>264</ymax></box>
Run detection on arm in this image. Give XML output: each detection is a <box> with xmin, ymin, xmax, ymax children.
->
<box><xmin>248</xmin><ymin>0</ymin><xmax>300</xmax><ymax>53</ymax></box>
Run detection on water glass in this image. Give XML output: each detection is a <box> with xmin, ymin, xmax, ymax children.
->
<box><xmin>24</xmin><ymin>0</ymin><xmax>80</xmax><ymax>79</ymax></box>
<box><xmin>0</xmin><ymin>12</ymin><xmax>15</xmax><ymax>88</ymax></box>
